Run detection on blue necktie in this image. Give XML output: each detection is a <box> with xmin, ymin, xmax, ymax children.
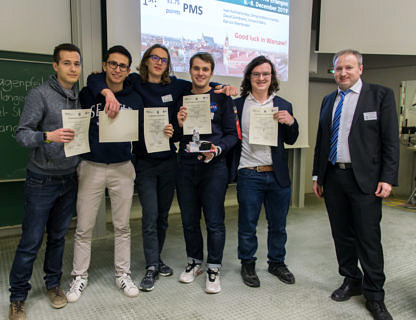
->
<box><xmin>329</xmin><ymin>90</ymin><xmax>351</xmax><ymax>165</ymax></box>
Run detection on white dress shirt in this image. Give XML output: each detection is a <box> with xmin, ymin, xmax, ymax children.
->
<box><xmin>313</xmin><ymin>79</ymin><xmax>362</xmax><ymax>181</ymax></box>
<box><xmin>238</xmin><ymin>93</ymin><xmax>274</xmax><ymax>170</ymax></box>
<box><xmin>332</xmin><ymin>78</ymin><xmax>362</xmax><ymax>163</ymax></box>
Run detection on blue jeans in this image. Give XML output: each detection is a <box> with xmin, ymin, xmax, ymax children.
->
<box><xmin>136</xmin><ymin>156</ymin><xmax>177</xmax><ymax>269</ymax></box>
<box><xmin>237</xmin><ymin>168</ymin><xmax>291</xmax><ymax>263</ymax></box>
<box><xmin>9</xmin><ymin>169</ymin><xmax>77</xmax><ymax>302</ymax></box>
<box><xmin>176</xmin><ymin>160</ymin><xmax>228</xmax><ymax>268</ymax></box>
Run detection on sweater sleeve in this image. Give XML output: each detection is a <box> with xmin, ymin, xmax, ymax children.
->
<box><xmin>15</xmin><ymin>88</ymin><xmax>46</xmax><ymax>148</ymax></box>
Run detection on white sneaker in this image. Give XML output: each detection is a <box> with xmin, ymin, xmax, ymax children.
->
<box><xmin>205</xmin><ymin>268</ymin><xmax>221</xmax><ymax>294</ymax></box>
<box><xmin>66</xmin><ymin>276</ymin><xmax>88</xmax><ymax>303</ymax></box>
<box><xmin>179</xmin><ymin>261</ymin><xmax>203</xmax><ymax>283</ymax></box>
<box><xmin>115</xmin><ymin>273</ymin><xmax>139</xmax><ymax>297</ymax></box>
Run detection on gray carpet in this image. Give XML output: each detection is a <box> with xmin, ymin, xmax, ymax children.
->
<box><xmin>1</xmin><ymin>194</ymin><xmax>415</xmax><ymax>319</ymax></box>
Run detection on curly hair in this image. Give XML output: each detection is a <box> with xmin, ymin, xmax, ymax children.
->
<box><xmin>240</xmin><ymin>55</ymin><xmax>279</xmax><ymax>97</ymax></box>
<box><xmin>137</xmin><ymin>44</ymin><xmax>172</xmax><ymax>85</ymax></box>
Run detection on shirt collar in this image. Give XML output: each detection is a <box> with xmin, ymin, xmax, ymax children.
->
<box><xmin>248</xmin><ymin>92</ymin><xmax>275</xmax><ymax>105</ymax></box>
<box><xmin>338</xmin><ymin>78</ymin><xmax>362</xmax><ymax>95</ymax></box>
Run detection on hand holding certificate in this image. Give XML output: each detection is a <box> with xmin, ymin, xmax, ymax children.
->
<box><xmin>99</xmin><ymin>109</ymin><xmax>138</xmax><ymax>142</ymax></box>
<box><xmin>182</xmin><ymin>94</ymin><xmax>212</xmax><ymax>135</ymax></box>
<box><xmin>62</xmin><ymin>109</ymin><xmax>91</xmax><ymax>157</ymax></box>
<box><xmin>143</xmin><ymin>107</ymin><xmax>170</xmax><ymax>153</ymax></box>
<box><xmin>249</xmin><ymin>107</ymin><xmax>279</xmax><ymax>146</ymax></box>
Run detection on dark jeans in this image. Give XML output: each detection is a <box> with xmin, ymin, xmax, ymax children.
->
<box><xmin>176</xmin><ymin>160</ymin><xmax>228</xmax><ymax>268</ymax></box>
<box><xmin>324</xmin><ymin>165</ymin><xmax>385</xmax><ymax>301</ymax></box>
<box><xmin>9</xmin><ymin>169</ymin><xmax>77</xmax><ymax>302</ymax></box>
<box><xmin>136</xmin><ymin>156</ymin><xmax>177</xmax><ymax>269</ymax></box>
<box><xmin>237</xmin><ymin>168</ymin><xmax>291</xmax><ymax>263</ymax></box>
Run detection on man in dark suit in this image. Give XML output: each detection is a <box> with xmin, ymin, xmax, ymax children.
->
<box><xmin>313</xmin><ymin>49</ymin><xmax>399</xmax><ymax>320</ymax></box>
<box><xmin>230</xmin><ymin>55</ymin><xmax>299</xmax><ymax>288</ymax></box>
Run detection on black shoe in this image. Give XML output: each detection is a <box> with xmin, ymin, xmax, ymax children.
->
<box><xmin>241</xmin><ymin>260</ymin><xmax>260</xmax><ymax>287</ymax></box>
<box><xmin>330</xmin><ymin>278</ymin><xmax>362</xmax><ymax>302</ymax></box>
<box><xmin>268</xmin><ymin>262</ymin><xmax>295</xmax><ymax>284</ymax></box>
<box><xmin>139</xmin><ymin>268</ymin><xmax>159</xmax><ymax>292</ymax></box>
<box><xmin>365</xmin><ymin>300</ymin><xmax>393</xmax><ymax>320</ymax></box>
<box><xmin>159</xmin><ymin>260</ymin><xmax>173</xmax><ymax>277</ymax></box>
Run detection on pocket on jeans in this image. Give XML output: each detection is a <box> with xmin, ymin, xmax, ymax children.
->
<box><xmin>26</xmin><ymin>176</ymin><xmax>44</xmax><ymax>186</ymax></box>
<box><xmin>238</xmin><ymin>168</ymin><xmax>252</xmax><ymax>177</ymax></box>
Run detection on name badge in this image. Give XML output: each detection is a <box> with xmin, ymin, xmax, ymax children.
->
<box><xmin>161</xmin><ymin>94</ymin><xmax>173</xmax><ymax>103</ymax></box>
<box><xmin>363</xmin><ymin>111</ymin><xmax>377</xmax><ymax>121</ymax></box>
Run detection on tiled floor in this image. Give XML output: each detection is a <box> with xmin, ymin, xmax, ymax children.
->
<box><xmin>1</xmin><ymin>194</ymin><xmax>415</xmax><ymax>319</ymax></box>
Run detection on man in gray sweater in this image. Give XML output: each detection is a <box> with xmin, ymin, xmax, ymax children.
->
<box><xmin>8</xmin><ymin>43</ymin><xmax>82</xmax><ymax>320</ymax></box>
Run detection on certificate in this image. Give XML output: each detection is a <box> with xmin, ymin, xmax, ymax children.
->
<box><xmin>62</xmin><ymin>109</ymin><xmax>91</xmax><ymax>157</ymax></box>
<box><xmin>183</xmin><ymin>94</ymin><xmax>212</xmax><ymax>135</ymax></box>
<box><xmin>99</xmin><ymin>109</ymin><xmax>138</xmax><ymax>142</ymax></box>
<box><xmin>143</xmin><ymin>107</ymin><xmax>170</xmax><ymax>153</ymax></box>
<box><xmin>249</xmin><ymin>107</ymin><xmax>279</xmax><ymax>146</ymax></box>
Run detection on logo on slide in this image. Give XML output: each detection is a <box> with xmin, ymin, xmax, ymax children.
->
<box><xmin>142</xmin><ymin>0</ymin><xmax>157</xmax><ymax>7</ymax></box>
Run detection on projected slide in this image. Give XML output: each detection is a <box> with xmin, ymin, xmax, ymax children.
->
<box><xmin>140</xmin><ymin>0</ymin><xmax>290</xmax><ymax>80</ymax></box>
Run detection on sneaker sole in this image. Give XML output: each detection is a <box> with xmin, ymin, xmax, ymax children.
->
<box><xmin>179</xmin><ymin>270</ymin><xmax>203</xmax><ymax>283</ymax></box>
<box><xmin>125</xmin><ymin>290</ymin><xmax>140</xmax><ymax>297</ymax></box>
<box><xmin>50</xmin><ymin>300</ymin><xmax>68</xmax><ymax>309</ymax></box>
<box><xmin>66</xmin><ymin>294</ymin><xmax>81</xmax><ymax>303</ymax></box>
<box><xmin>139</xmin><ymin>285</ymin><xmax>154</xmax><ymax>292</ymax></box>
<box><xmin>159</xmin><ymin>271</ymin><xmax>173</xmax><ymax>277</ymax></box>
<box><xmin>205</xmin><ymin>288</ymin><xmax>221</xmax><ymax>294</ymax></box>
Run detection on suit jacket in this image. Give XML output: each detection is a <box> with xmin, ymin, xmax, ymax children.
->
<box><xmin>229</xmin><ymin>95</ymin><xmax>299</xmax><ymax>187</ymax></box>
<box><xmin>313</xmin><ymin>81</ymin><xmax>399</xmax><ymax>194</ymax></box>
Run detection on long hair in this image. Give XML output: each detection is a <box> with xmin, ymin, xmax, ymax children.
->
<box><xmin>240</xmin><ymin>55</ymin><xmax>279</xmax><ymax>97</ymax></box>
<box><xmin>137</xmin><ymin>44</ymin><xmax>172</xmax><ymax>85</ymax></box>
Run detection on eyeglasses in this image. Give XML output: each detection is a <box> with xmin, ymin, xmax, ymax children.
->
<box><xmin>251</xmin><ymin>72</ymin><xmax>272</xmax><ymax>78</ymax></box>
<box><xmin>150</xmin><ymin>55</ymin><xmax>168</xmax><ymax>64</ymax></box>
<box><xmin>106</xmin><ymin>61</ymin><xmax>129</xmax><ymax>72</ymax></box>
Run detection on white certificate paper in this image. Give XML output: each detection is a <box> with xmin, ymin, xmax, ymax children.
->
<box><xmin>183</xmin><ymin>94</ymin><xmax>212</xmax><ymax>135</ymax></box>
<box><xmin>249</xmin><ymin>107</ymin><xmax>279</xmax><ymax>146</ymax></box>
<box><xmin>62</xmin><ymin>109</ymin><xmax>91</xmax><ymax>157</ymax></box>
<box><xmin>143</xmin><ymin>107</ymin><xmax>170</xmax><ymax>153</ymax></box>
<box><xmin>99</xmin><ymin>109</ymin><xmax>138</xmax><ymax>142</ymax></box>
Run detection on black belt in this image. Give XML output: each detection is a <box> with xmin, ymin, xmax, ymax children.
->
<box><xmin>333</xmin><ymin>162</ymin><xmax>352</xmax><ymax>169</ymax></box>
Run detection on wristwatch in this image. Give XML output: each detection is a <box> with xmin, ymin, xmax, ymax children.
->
<box><xmin>43</xmin><ymin>132</ymin><xmax>51</xmax><ymax>143</ymax></box>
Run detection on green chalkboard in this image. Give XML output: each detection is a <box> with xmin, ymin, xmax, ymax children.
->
<box><xmin>0</xmin><ymin>51</ymin><xmax>55</xmax><ymax>181</ymax></box>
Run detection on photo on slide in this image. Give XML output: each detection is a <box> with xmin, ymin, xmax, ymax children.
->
<box><xmin>140</xmin><ymin>0</ymin><xmax>290</xmax><ymax>80</ymax></box>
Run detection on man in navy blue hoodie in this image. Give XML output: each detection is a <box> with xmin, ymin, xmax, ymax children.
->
<box><xmin>66</xmin><ymin>46</ymin><xmax>143</xmax><ymax>302</ymax></box>
<box><xmin>176</xmin><ymin>52</ymin><xmax>238</xmax><ymax>294</ymax></box>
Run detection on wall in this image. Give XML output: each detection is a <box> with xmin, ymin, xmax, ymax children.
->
<box><xmin>0</xmin><ymin>0</ymin><xmax>102</xmax><ymax>229</ymax></box>
<box><xmin>0</xmin><ymin>0</ymin><xmax>71</xmax><ymax>54</ymax></box>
